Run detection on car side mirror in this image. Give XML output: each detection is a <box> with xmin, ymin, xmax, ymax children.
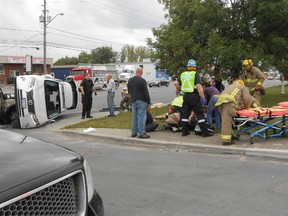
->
<box><xmin>4</xmin><ymin>94</ymin><xmax>11</xmax><ymax>99</ymax></box>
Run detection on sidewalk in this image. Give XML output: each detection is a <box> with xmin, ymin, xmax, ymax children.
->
<box><xmin>55</xmin><ymin>111</ymin><xmax>288</xmax><ymax>160</ymax></box>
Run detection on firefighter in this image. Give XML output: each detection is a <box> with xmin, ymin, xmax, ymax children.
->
<box><xmin>175</xmin><ymin>59</ymin><xmax>213</xmax><ymax>137</ymax></box>
<box><xmin>215</xmin><ymin>80</ymin><xmax>260</xmax><ymax>145</ymax></box>
<box><xmin>242</xmin><ymin>59</ymin><xmax>265</xmax><ymax>104</ymax></box>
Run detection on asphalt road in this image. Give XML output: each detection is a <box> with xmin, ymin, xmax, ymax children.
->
<box><xmin>64</xmin><ymin>82</ymin><xmax>176</xmax><ymax>116</ymax></box>
<box><xmin>9</xmin><ymin>129</ymin><xmax>288</xmax><ymax>216</ymax></box>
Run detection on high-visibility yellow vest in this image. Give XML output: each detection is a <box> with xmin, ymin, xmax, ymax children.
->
<box><xmin>180</xmin><ymin>71</ymin><xmax>196</xmax><ymax>93</ymax></box>
<box><xmin>171</xmin><ymin>96</ymin><xmax>184</xmax><ymax>107</ymax></box>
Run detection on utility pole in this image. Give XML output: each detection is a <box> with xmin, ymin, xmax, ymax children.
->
<box><xmin>39</xmin><ymin>0</ymin><xmax>63</xmax><ymax>74</ymax></box>
<box><xmin>43</xmin><ymin>0</ymin><xmax>47</xmax><ymax>74</ymax></box>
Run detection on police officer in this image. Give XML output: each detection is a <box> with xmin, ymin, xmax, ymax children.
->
<box><xmin>80</xmin><ymin>73</ymin><xmax>96</xmax><ymax>119</ymax></box>
<box><xmin>215</xmin><ymin>80</ymin><xmax>260</xmax><ymax>145</ymax></box>
<box><xmin>175</xmin><ymin>59</ymin><xmax>213</xmax><ymax>137</ymax></box>
<box><xmin>242</xmin><ymin>59</ymin><xmax>265</xmax><ymax>104</ymax></box>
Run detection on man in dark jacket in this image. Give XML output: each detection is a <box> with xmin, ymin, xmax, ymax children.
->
<box><xmin>145</xmin><ymin>109</ymin><xmax>159</xmax><ymax>132</ymax></box>
<box><xmin>128</xmin><ymin>67</ymin><xmax>151</xmax><ymax>139</ymax></box>
<box><xmin>80</xmin><ymin>73</ymin><xmax>96</xmax><ymax>119</ymax></box>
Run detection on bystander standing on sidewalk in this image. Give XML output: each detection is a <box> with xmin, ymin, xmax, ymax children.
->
<box><xmin>128</xmin><ymin>67</ymin><xmax>151</xmax><ymax>139</ymax></box>
<box><xmin>106</xmin><ymin>74</ymin><xmax>116</xmax><ymax>117</ymax></box>
<box><xmin>80</xmin><ymin>73</ymin><xmax>96</xmax><ymax>119</ymax></box>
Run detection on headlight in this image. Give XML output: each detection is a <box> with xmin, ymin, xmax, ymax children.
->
<box><xmin>83</xmin><ymin>159</ymin><xmax>94</xmax><ymax>202</ymax></box>
<box><xmin>31</xmin><ymin>114</ymin><xmax>40</xmax><ymax>126</ymax></box>
<box><xmin>29</xmin><ymin>77</ymin><xmax>35</xmax><ymax>88</ymax></box>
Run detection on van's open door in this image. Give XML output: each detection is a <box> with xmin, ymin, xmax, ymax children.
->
<box><xmin>67</xmin><ymin>80</ymin><xmax>78</xmax><ymax>110</ymax></box>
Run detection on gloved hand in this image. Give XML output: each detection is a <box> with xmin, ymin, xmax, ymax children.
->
<box><xmin>201</xmin><ymin>98</ymin><xmax>206</xmax><ymax>105</ymax></box>
<box><xmin>94</xmin><ymin>92</ymin><xmax>97</xmax><ymax>96</ymax></box>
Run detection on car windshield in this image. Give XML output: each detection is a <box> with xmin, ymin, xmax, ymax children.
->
<box><xmin>44</xmin><ymin>80</ymin><xmax>61</xmax><ymax>119</ymax></box>
<box><xmin>71</xmin><ymin>70</ymin><xmax>85</xmax><ymax>75</ymax></box>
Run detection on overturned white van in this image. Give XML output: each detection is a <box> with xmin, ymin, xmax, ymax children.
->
<box><xmin>15</xmin><ymin>75</ymin><xmax>79</xmax><ymax>128</ymax></box>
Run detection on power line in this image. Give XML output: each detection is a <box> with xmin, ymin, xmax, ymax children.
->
<box><xmin>102</xmin><ymin>0</ymin><xmax>164</xmax><ymax>20</ymax></box>
<box><xmin>0</xmin><ymin>34</ymin><xmax>40</xmax><ymax>52</ymax></box>
<box><xmin>86</xmin><ymin>0</ymin><xmax>163</xmax><ymax>25</ymax></box>
<box><xmin>47</xmin><ymin>31</ymin><xmax>123</xmax><ymax>47</ymax></box>
<box><xmin>0</xmin><ymin>27</ymin><xmax>41</xmax><ymax>33</ymax></box>
<box><xmin>48</xmin><ymin>27</ymin><xmax>126</xmax><ymax>46</ymax></box>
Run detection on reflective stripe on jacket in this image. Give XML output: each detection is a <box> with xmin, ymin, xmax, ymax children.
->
<box><xmin>215</xmin><ymin>84</ymin><xmax>258</xmax><ymax>109</ymax></box>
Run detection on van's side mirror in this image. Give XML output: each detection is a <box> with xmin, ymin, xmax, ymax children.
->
<box><xmin>4</xmin><ymin>94</ymin><xmax>11</xmax><ymax>99</ymax></box>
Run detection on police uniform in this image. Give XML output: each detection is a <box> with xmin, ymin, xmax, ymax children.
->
<box><xmin>80</xmin><ymin>78</ymin><xmax>94</xmax><ymax>118</ymax></box>
<box><xmin>243</xmin><ymin>66</ymin><xmax>265</xmax><ymax>104</ymax></box>
<box><xmin>215</xmin><ymin>84</ymin><xmax>259</xmax><ymax>144</ymax></box>
<box><xmin>179</xmin><ymin>71</ymin><xmax>212</xmax><ymax>137</ymax></box>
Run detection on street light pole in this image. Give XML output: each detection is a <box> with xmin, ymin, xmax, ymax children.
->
<box><xmin>40</xmin><ymin>0</ymin><xmax>63</xmax><ymax>74</ymax></box>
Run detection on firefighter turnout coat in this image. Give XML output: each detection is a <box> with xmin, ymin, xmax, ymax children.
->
<box><xmin>243</xmin><ymin>66</ymin><xmax>265</xmax><ymax>104</ymax></box>
<box><xmin>215</xmin><ymin>84</ymin><xmax>259</xmax><ymax>142</ymax></box>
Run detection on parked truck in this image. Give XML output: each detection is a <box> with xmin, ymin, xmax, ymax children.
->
<box><xmin>119</xmin><ymin>69</ymin><xmax>135</xmax><ymax>83</ymax></box>
<box><xmin>66</xmin><ymin>65</ymin><xmax>119</xmax><ymax>86</ymax></box>
<box><xmin>66</xmin><ymin>67</ymin><xmax>92</xmax><ymax>82</ymax></box>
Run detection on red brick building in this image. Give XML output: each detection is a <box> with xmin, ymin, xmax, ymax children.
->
<box><xmin>0</xmin><ymin>55</ymin><xmax>53</xmax><ymax>85</ymax></box>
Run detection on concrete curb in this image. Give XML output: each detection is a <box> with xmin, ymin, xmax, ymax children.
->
<box><xmin>58</xmin><ymin>129</ymin><xmax>288</xmax><ymax>160</ymax></box>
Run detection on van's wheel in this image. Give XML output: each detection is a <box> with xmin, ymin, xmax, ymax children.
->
<box><xmin>8</xmin><ymin>110</ymin><xmax>20</xmax><ymax>128</ymax></box>
<box><xmin>158</xmin><ymin>83</ymin><xmax>161</xmax><ymax>87</ymax></box>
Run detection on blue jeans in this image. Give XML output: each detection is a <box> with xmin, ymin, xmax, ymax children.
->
<box><xmin>107</xmin><ymin>92</ymin><xmax>115</xmax><ymax>115</ymax></box>
<box><xmin>132</xmin><ymin>100</ymin><xmax>147</xmax><ymax>136</ymax></box>
<box><xmin>206</xmin><ymin>96</ymin><xmax>221</xmax><ymax>131</ymax></box>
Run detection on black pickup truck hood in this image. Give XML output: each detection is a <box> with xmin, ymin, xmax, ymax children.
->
<box><xmin>0</xmin><ymin>129</ymin><xmax>82</xmax><ymax>195</ymax></box>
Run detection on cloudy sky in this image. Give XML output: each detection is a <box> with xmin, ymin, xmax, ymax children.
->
<box><xmin>0</xmin><ymin>0</ymin><xmax>167</xmax><ymax>61</ymax></box>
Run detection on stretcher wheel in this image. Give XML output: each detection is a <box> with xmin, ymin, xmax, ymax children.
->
<box><xmin>250</xmin><ymin>137</ymin><xmax>254</xmax><ymax>145</ymax></box>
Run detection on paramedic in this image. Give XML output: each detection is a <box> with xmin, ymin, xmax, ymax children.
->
<box><xmin>175</xmin><ymin>59</ymin><xmax>213</xmax><ymax>137</ymax></box>
<box><xmin>215</xmin><ymin>80</ymin><xmax>260</xmax><ymax>145</ymax></box>
<box><xmin>242</xmin><ymin>59</ymin><xmax>265</xmax><ymax>104</ymax></box>
<box><xmin>171</xmin><ymin>92</ymin><xmax>184</xmax><ymax>114</ymax></box>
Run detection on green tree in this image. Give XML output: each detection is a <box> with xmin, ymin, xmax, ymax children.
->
<box><xmin>91</xmin><ymin>46</ymin><xmax>118</xmax><ymax>64</ymax></box>
<box><xmin>120</xmin><ymin>45</ymin><xmax>153</xmax><ymax>62</ymax></box>
<box><xmin>148</xmin><ymin>0</ymin><xmax>288</xmax><ymax>78</ymax></box>
<box><xmin>78</xmin><ymin>51</ymin><xmax>92</xmax><ymax>63</ymax></box>
<box><xmin>54</xmin><ymin>56</ymin><xmax>79</xmax><ymax>65</ymax></box>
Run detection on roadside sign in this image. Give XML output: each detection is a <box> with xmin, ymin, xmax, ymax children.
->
<box><xmin>25</xmin><ymin>55</ymin><xmax>32</xmax><ymax>74</ymax></box>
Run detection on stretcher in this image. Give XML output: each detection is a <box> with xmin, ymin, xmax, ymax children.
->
<box><xmin>233</xmin><ymin>102</ymin><xmax>288</xmax><ymax>144</ymax></box>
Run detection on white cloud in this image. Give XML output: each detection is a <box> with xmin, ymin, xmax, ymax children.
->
<box><xmin>0</xmin><ymin>0</ymin><xmax>166</xmax><ymax>61</ymax></box>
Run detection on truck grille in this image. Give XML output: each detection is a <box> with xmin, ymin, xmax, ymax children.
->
<box><xmin>0</xmin><ymin>171</ymin><xmax>86</xmax><ymax>216</ymax></box>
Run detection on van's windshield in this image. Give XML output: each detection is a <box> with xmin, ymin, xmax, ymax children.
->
<box><xmin>44</xmin><ymin>81</ymin><xmax>61</xmax><ymax>119</ymax></box>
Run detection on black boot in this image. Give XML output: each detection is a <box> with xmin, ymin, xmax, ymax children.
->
<box><xmin>198</xmin><ymin>121</ymin><xmax>213</xmax><ymax>137</ymax></box>
<box><xmin>181</xmin><ymin>122</ymin><xmax>190</xmax><ymax>136</ymax></box>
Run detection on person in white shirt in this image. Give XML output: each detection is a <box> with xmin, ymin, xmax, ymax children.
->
<box><xmin>106</xmin><ymin>74</ymin><xmax>116</xmax><ymax>117</ymax></box>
